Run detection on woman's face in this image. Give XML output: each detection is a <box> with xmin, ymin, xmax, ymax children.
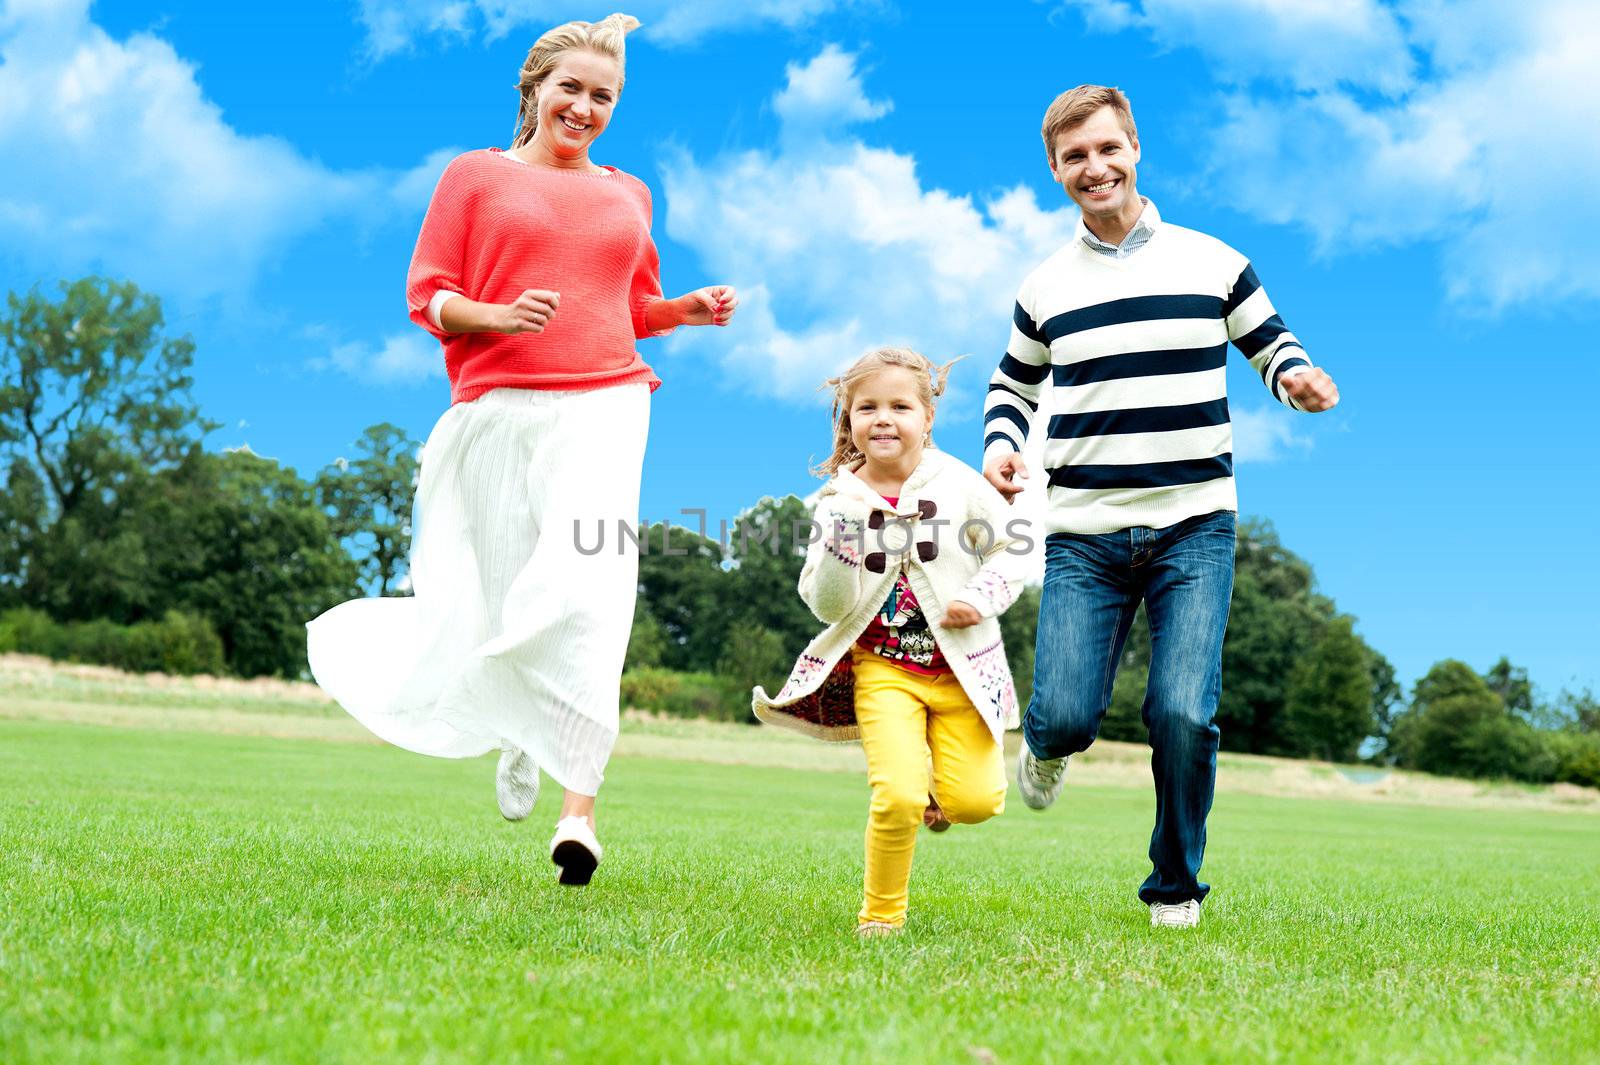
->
<box><xmin>533</xmin><ymin>50</ymin><xmax>622</xmax><ymax>161</ymax></box>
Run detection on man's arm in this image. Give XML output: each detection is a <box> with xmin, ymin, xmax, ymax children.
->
<box><xmin>1223</xmin><ymin>263</ymin><xmax>1338</xmax><ymax>413</ymax></box>
<box><xmin>982</xmin><ymin>298</ymin><xmax>1052</xmax><ymax>498</ymax></box>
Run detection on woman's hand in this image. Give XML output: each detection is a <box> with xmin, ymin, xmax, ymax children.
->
<box><xmin>940</xmin><ymin>600</ymin><xmax>982</xmax><ymax>629</ymax></box>
<box><xmin>676</xmin><ymin>285</ymin><xmax>738</xmax><ymax>327</ymax></box>
<box><xmin>495</xmin><ymin>289</ymin><xmax>561</xmax><ymax>334</ymax></box>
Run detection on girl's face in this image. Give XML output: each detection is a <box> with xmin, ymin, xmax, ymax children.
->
<box><xmin>848</xmin><ymin>367</ymin><xmax>934</xmax><ymax>471</ymax></box>
<box><xmin>532</xmin><ymin>50</ymin><xmax>621</xmax><ymax>163</ymax></box>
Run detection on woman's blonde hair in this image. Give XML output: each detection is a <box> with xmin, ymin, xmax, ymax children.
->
<box><xmin>511</xmin><ymin>13</ymin><xmax>641</xmax><ymax>149</ymax></box>
<box><xmin>812</xmin><ymin>347</ymin><xmax>962</xmax><ymax>478</ymax></box>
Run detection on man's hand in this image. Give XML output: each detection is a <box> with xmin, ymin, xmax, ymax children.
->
<box><xmin>982</xmin><ymin>451</ymin><xmax>1028</xmax><ymax>503</ymax></box>
<box><xmin>495</xmin><ymin>289</ymin><xmax>560</xmax><ymax>334</ymax></box>
<box><xmin>1281</xmin><ymin>367</ymin><xmax>1339</xmax><ymax>412</ymax></box>
<box><xmin>940</xmin><ymin>600</ymin><xmax>982</xmax><ymax>629</ymax></box>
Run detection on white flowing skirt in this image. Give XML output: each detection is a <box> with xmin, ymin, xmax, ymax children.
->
<box><xmin>306</xmin><ymin>384</ymin><xmax>650</xmax><ymax>795</ymax></box>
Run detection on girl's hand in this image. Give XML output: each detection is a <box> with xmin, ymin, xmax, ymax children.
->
<box><xmin>677</xmin><ymin>285</ymin><xmax>738</xmax><ymax>327</ymax></box>
<box><xmin>496</xmin><ymin>289</ymin><xmax>560</xmax><ymax>334</ymax></box>
<box><xmin>940</xmin><ymin>600</ymin><xmax>982</xmax><ymax>629</ymax></box>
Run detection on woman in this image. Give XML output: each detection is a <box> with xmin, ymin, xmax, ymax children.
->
<box><xmin>307</xmin><ymin>12</ymin><xmax>737</xmax><ymax>886</ymax></box>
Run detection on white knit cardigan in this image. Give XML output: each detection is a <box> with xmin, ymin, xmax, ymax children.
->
<box><xmin>752</xmin><ymin>449</ymin><xmax>1028</xmax><ymax>744</ymax></box>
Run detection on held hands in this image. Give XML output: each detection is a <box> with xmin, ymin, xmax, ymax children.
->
<box><xmin>1281</xmin><ymin>367</ymin><xmax>1340</xmax><ymax>412</ymax></box>
<box><xmin>676</xmin><ymin>285</ymin><xmax>739</xmax><ymax>327</ymax></box>
<box><xmin>496</xmin><ymin>289</ymin><xmax>560</xmax><ymax>335</ymax></box>
<box><xmin>940</xmin><ymin>600</ymin><xmax>982</xmax><ymax>629</ymax></box>
<box><xmin>981</xmin><ymin>452</ymin><xmax>1029</xmax><ymax>504</ymax></box>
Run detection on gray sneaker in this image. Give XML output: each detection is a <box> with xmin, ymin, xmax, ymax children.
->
<box><xmin>495</xmin><ymin>745</ymin><xmax>540</xmax><ymax>821</ymax></box>
<box><xmin>1016</xmin><ymin>747</ymin><xmax>1067</xmax><ymax>810</ymax></box>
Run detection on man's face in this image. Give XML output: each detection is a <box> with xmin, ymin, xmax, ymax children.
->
<box><xmin>1049</xmin><ymin>105</ymin><xmax>1141</xmax><ymax>227</ymax></box>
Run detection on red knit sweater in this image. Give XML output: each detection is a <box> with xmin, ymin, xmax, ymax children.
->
<box><xmin>407</xmin><ymin>148</ymin><xmax>667</xmax><ymax>403</ymax></box>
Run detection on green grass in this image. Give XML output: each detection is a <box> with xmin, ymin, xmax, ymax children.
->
<box><xmin>2</xmin><ymin>719</ymin><xmax>1598</xmax><ymax>1064</ymax></box>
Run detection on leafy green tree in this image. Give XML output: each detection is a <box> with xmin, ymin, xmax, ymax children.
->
<box><xmin>142</xmin><ymin>449</ymin><xmax>359</xmax><ymax>677</ymax></box>
<box><xmin>0</xmin><ymin>278</ymin><xmax>210</xmax><ymax>620</ymax></box>
<box><xmin>717</xmin><ymin>624</ymin><xmax>793</xmax><ymax>696</ymax></box>
<box><xmin>1281</xmin><ymin>616</ymin><xmax>1375</xmax><ymax>762</ymax></box>
<box><xmin>723</xmin><ymin>496</ymin><xmax>816</xmax><ymax>661</ymax></box>
<box><xmin>1367</xmin><ymin>651</ymin><xmax>1403</xmax><ymax>758</ymax></box>
<box><xmin>1216</xmin><ymin>519</ymin><xmax>1336</xmax><ymax>755</ymax></box>
<box><xmin>624</xmin><ymin>600</ymin><xmax>666</xmax><ymax>671</ymax></box>
<box><xmin>1390</xmin><ymin>660</ymin><xmax>1544</xmax><ymax>779</ymax></box>
<box><xmin>1101</xmin><ymin>655</ymin><xmax>1150</xmax><ymax>742</ymax></box>
<box><xmin>1557</xmin><ymin>687</ymin><xmax>1600</xmax><ymax>735</ymax></box>
<box><xmin>634</xmin><ymin>518</ymin><xmax>729</xmax><ymax>673</ymax></box>
<box><xmin>315</xmin><ymin>423</ymin><xmax>420</xmax><ymax>595</ymax></box>
<box><xmin>1484</xmin><ymin>657</ymin><xmax>1534</xmax><ymax>719</ymax></box>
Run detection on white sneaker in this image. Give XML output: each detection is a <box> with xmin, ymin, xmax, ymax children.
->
<box><xmin>1016</xmin><ymin>747</ymin><xmax>1067</xmax><ymax>810</ymax></box>
<box><xmin>1149</xmin><ymin>900</ymin><xmax>1202</xmax><ymax>928</ymax></box>
<box><xmin>495</xmin><ymin>745</ymin><xmax>540</xmax><ymax>821</ymax></box>
<box><xmin>550</xmin><ymin>816</ymin><xmax>602</xmax><ymax>886</ymax></box>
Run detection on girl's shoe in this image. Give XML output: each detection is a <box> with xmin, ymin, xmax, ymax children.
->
<box><xmin>856</xmin><ymin>921</ymin><xmax>901</xmax><ymax>938</ymax></box>
<box><xmin>495</xmin><ymin>745</ymin><xmax>540</xmax><ymax>821</ymax></box>
<box><xmin>550</xmin><ymin>816</ymin><xmax>602</xmax><ymax>886</ymax></box>
<box><xmin>923</xmin><ymin>796</ymin><xmax>951</xmax><ymax>833</ymax></box>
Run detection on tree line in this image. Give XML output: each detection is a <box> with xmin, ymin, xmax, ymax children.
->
<box><xmin>3</xmin><ymin>278</ymin><xmax>1596</xmax><ymax>788</ymax></box>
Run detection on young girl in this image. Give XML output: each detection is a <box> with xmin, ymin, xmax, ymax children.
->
<box><xmin>753</xmin><ymin>347</ymin><xmax>1027</xmax><ymax>935</ymax></box>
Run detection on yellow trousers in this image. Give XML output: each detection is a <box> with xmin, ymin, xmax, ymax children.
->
<box><xmin>852</xmin><ymin>647</ymin><xmax>1006</xmax><ymax>927</ymax></box>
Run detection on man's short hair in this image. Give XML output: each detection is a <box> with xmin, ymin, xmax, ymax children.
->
<box><xmin>1041</xmin><ymin>85</ymin><xmax>1138</xmax><ymax>164</ymax></box>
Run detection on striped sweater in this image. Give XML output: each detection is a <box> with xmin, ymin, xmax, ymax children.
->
<box><xmin>983</xmin><ymin>210</ymin><xmax>1313</xmax><ymax>534</ymax></box>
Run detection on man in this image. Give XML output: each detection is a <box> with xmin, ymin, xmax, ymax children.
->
<box><xmin>982</xmin><ymin>85</ymin><xmax>1339</xmax><ymax>929</ymax></box>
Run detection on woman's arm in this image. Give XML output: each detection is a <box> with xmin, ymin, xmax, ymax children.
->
<box><xmin>643</xmin><ymin>287</ymin><xmax>739</xmax><ymax>333</ymax></box>
<box><xmin>438</xmin><ymin>289</ymin><xmax>561</xmax><ymax>335</ymax></box>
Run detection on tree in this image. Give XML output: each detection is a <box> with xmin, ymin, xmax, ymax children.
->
<box><xmin>315</xmin><ymin>423</ymin><xmax>420</xmax><ymax>595</ymax></box>
<box><xmin>721</xmin><ymin>496</ymin><xmax>816</xmax><ymax>662</ymax></box>
<box><xmin>1215</xmin><ymin>519</ymin><xmax>1336</xmax><ymax>755</ymax></box>
<box><xmin>1281</xmin><ymin>616</ymin><xmax>1375</xmax><ymax>762</ymax></box>
<box><xmin>0</xmin><ymin>278</ymin><xmax>211</xmax><ymax>620</ymax></box>
<box><xmin>143</xmin><ymin>449</ymin><xmax>359</xmax><ymax>677</ymax></box>
<box><xmin>1395</xmin><ymin>658</ymin><xmax>1542</xmax><ymax>777</ymax></box>
<box><xmin>634</xmin><ymin>518</ymin><xmax>729</xmax><ymax>672</ymax></box>
<box><xmin>717</xmin><ymin>624</ymin><xmax>794</xmax><ymax>695</ymax></box>
<box><xmin>1484</xmin><ymin>657</ymin><xmax>1534</xmax><ymax>719</ymax></box>
<box><xmin>624</xmin><ymin>599</ymin><xmax>666</xmax><ymax>671</ymax></box>
<box><xmin>1367</xmin><ymin>651</ymin><xmax>1403</xmax><ymax>758</ymax></box>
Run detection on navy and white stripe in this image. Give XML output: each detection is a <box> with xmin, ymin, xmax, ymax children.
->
<box><xmin>982</xmin><ymin>204</ymin><xmax>1316</xmax><ymax>535</ymax></box>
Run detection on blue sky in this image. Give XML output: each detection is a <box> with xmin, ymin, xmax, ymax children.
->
<box><xmin>2</xmin><ymin>0</ymin><xmax>1597</xmax><ymax>699</ymax></box>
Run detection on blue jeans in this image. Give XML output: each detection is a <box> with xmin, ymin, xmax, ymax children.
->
<box><xmin>1024</xmin><ymin>509</ymin><xmax>1236</xmax><ymax>905</ymax></box>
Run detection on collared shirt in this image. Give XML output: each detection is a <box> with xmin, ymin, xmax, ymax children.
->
<box><xmin>1079</xmin><ymin>197</ymin><xmax>1158</xmax><ymax>259</ymax></box>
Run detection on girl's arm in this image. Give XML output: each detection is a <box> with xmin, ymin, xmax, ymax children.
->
<box><xmin>952</xmin><ymin>474</ymin><xmax>1033</xmax><ymax>620</ymax></box>
<box><xmin>797</xmin><ymin>496</ymin><xmax>873</xmax><ymax>625</ymax></box>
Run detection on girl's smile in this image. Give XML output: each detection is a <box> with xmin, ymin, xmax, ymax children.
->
<box><xmin>849</xmin><ymin>367</ymin><xmax>933</xmax><ymax>485</ymax></box>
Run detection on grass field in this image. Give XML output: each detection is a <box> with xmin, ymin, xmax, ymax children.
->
<box><xmin>2</xmin><ymin>660</ymin><xmax>1598</xmax><ymax>1063</ymax></box>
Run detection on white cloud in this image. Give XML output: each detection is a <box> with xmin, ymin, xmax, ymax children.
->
<box><xmin>660</xmin><ymin>48</ymin><xmax>1079</xmax><ymax>411</ymax></box>
<box><xmin>1066</xmin><ymin>0</ymin><xmax>1600</xmax><ymax>308</ymax></box>
<box><xmin>356</xmin><ymin>0</ymin><xmax>857</xmax><ymax>58</ymax></box>
<box><xmin>1058</xmin><ymin>0</ymin><xmax>1415</xmax><ymax>94</ymax></box>
<box><xmin>772</xmin><ymin>44</ymin><xmax>891</xmax><ymax>132</ymax></box>
<box><xmin>1230</xmin><ymin>405</ymin><xmax>1313</xmax><ymax>463</ymax></box>
<box><xmin>312</xmin><ymin>331</ymin><xmax>444</xmax><ymax>386</ymax></box>
<box><xmin>0</xmin><ymin>1</ymin><xmax>455</xmax><ymax>299</ymax></box>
